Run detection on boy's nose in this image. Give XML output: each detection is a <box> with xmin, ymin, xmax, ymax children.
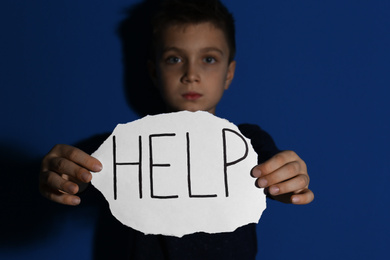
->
<box><xmin>181</xmin><ymin>63</ymin><xmax>200</xmax><ymax>84</ymax></box>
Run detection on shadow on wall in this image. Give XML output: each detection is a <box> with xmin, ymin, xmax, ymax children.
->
<box><xmin>118</xmin><ymin>0</ymin><xmax>166</xmax><ymax>117</ymax></box>
<box><xmin>0</xmin><ymin>142</ymin><xmax>62</xmax><ymax>248</ymax></box>
<box><xmin>1</xmin><ymin>1</ymin><xmax>166</xmax><ymax>259</ymax></box>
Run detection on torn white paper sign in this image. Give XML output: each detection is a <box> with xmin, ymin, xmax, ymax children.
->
<box><xmin>91</xmin><ymin>111</ymin><xmax>266</xmax><ymax>237</ymax></box>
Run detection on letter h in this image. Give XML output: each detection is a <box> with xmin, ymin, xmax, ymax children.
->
<box><xmin>112</xmin><ymin>135</ymin><xmax>142</xmax><ymax>200</ymax></box>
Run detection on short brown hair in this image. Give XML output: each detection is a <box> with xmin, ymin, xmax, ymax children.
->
<box><xmin>151</xmin><ymin>0</ymin><xmax>236</xmax><ymax>62</ymax></box>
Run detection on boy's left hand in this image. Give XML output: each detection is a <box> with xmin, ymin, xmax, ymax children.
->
<box><xmin>251</xmin><ymin>150</ymin><xmax>314</xmax><ymax>205</ymax></box>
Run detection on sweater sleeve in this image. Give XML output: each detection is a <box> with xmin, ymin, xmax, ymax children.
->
<box><xmin>238</xmin><ymin>124</ymin><xmax>281</xmax><ymax>164</ymax></box>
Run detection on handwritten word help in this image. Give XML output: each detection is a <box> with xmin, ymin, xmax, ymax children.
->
<box><xmin>92</xmin><ymin>111</ymin><xmax>266</xmax><ymax>237</ymax></box>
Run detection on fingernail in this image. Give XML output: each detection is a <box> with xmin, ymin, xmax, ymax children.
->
<box><xmin>292</xmin><ymin>196</ymin><xmax>300</xmax><ymax>204</ymax></box>
<box><xmin>258</xmin><ymin>178</ymin><xmax>267</xmax><ymax>188</ymax></box>
<box><xmin>269</xmin><ymin>186</ymin><xmax>279</xmax><ymax>195</ymax></box>
<box><xmin>252</xmin><ymin>168</ymin><xmax>262</xmax><ymax>177</ymax></box>
<box><xmin>92</xmin><ymin>164</ymin><xmax>102</xmax><ymax>172</ymax></box>
<box><xmin>72</xmin><ymin>197</ymin><xmax>80</xmax><ymax>205</ymax></box>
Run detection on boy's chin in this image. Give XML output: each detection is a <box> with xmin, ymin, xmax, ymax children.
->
<box><xmin>167</xmin><ymin>106</ymin><xmax>215</xmax><ymax>114</ymax></box>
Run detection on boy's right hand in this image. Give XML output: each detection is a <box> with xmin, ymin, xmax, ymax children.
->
<box><xmin>39</xmin><ymin>144</ymin><xmax>102</xmax><ymax>206</ymax></box>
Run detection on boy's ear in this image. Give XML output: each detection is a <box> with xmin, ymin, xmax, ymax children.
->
<box><xmin>224</xmin><ymin>60</ymin><xmax>236</xmax><ymax>90</ymax></box>
<box><xmin>148</xmin><ymin>60</ymin><xmax>158</xmax><ymax>87</ymax></box>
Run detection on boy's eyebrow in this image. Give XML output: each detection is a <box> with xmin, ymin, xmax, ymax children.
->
<box><xmin>200</xmin><ymin>47</ymin><xmax>225</xmax><ymax>56</ymax></box>
<box><xmin>161</xmin><ymin>46</ymin><xmax>225</xmax><ymax>56</ymax></box>
<box><xmin>161</xmin><ymin>47</ymin><xmax>182</xmax><ymax>53</ymax></box>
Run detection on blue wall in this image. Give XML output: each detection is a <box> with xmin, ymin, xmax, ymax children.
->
<box><xmin>1</xmin><ymin>0</ymin><xmax>389</xmax><ymax>259</ymax></box>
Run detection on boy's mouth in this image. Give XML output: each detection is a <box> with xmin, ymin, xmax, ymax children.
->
<box><xmin>182</xmin><ymin>92</ymin><xmax>202</xmax><ymax>101</ymax></box>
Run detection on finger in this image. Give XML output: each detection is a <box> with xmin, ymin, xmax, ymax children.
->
<box><xmin>291</xmin><ymin>189</ymin><xmax>314</xmax><ymax>205</ymax></box>
<box><xmin>40</xmin><ymin>170</ymin><xmax>79</xmax><ymax>194</ymax></box>
<box><xmin>267</xmin><ymin>174</ymin><xmax>309</xmax><ymax>196</ymax></box>
<box><xmin>50</xmin><ymin>144</ymin><xmax>102</xmax><ymax>172</ymax></box>
<box><xmin>39</xmin><ymin>172</ymin><xmax>81</xmax><ymax>206</ymax></box>
<box><xmin>253</xmin><ymin>150</ymin><xmax>302</xmax><ymax>177</ymax></box>
<box><xmin>41</xmin><ymin>187</ymin><xmax>81</xmax><ymax>206</ymax></box>
<box><xmin>48</xmin><ymin>157</ymin><xmax>93</xmax><ymax>183</ymax></box>
<box><xmin>266</xmin><ymin>189</ymin><xmax>314</xmax><ymax>204</ymax></box>
<box><xmin>256</xmin><ymin>161</ymin><xmax>302</xmax><ymax>188</ymax></box>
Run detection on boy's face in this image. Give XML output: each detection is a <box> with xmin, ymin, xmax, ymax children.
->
<box><xmin>150</xmin><ymin>22</ymin><xmax>236</xmax><ymax>115</ymax></box>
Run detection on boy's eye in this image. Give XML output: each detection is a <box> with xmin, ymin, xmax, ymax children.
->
<box><xmin>166</xmin><ymin>56</ymin><xmax>182</xmax><ymax>64</ymax></box>
<box><xmin>203</xmin><ymin>57</ymin><xmax>216</xmax><ymax>64</ymax></box>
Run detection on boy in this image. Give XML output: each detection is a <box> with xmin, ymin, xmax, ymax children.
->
<box><xmin>39</xmin><ymin>0</ymin><xmax>313</xmax><ymax>258</ymax></box>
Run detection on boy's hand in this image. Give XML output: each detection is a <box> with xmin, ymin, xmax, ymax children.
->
<box><xmin>251</xmin><ymin>150</ymin><xmax>314</xmax><ymax>205</ymax></box>
<box><xmin>39</xmin><ymin>144</ymin><xmax>102</xmax><ymax>206</ymax></box>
